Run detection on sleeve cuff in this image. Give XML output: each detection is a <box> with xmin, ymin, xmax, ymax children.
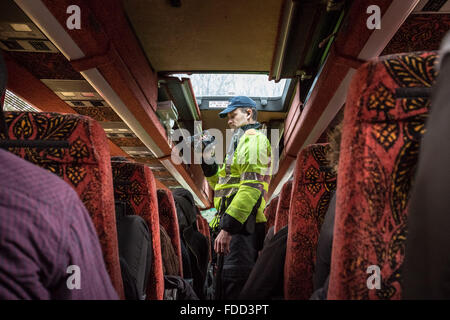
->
<box><xmin>201</xmin><ymin>162</ymin><xmax>218</xmax><ymax>177</ymax></box>
<box><xmin>220</xmin><ymin>213</ymin><xmax>243</xmax><ymax>235</ymax></box>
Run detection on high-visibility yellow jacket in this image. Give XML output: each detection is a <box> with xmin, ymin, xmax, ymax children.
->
<box><xmin>205</xmin><ymin>124</ymin><xmax>271</xmax><ymax>234</ymax></box>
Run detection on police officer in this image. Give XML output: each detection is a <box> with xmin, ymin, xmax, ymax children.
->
<box><xmin>201</xmin><ymin>96</ymin><xmax>271</xmax><ymax>300</ymax></box>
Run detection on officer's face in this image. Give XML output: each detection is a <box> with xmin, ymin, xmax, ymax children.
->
<box><xmin>227</xmin><ymin>108</ymin><xmax>251</xmax><ymax>130</ymax></box>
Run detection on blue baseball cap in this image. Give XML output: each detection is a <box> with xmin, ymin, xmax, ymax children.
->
<box><xmin>218</xmin><ymin>96</ymin><xmax>256</xmax><ymax>118</ymax></box>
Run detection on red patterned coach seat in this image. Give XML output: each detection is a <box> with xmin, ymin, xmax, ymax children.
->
<box><xmin>197</xmin><ymin>213</ymin><xmax>212</xmax><ymax>263</ymax></box>
<box><xmin>264</xmin><ymin>196</ymin><xmax>278</xmax><ymax>234</ymax></box>
<box><xmin>273</xmin><ymin>180</ymin><xmax>293</xmax><ymax>234</ymax></box>
<box><xmin>111</xmin><ymin>161</ymin><xmax>164</xmax><ymax>300</ymax></box>
<box><xmin>157</xmin><ymin>189</ymin><xmax>184</xmax><ymax>277</ymax></box>
<box><xmin>1</xmin><ymin>111</ymin><xmax>124</xmax><ymax>298</ymax></box>
<box><xmin>284</xmin><ymin>143</ymin><xmax>336</xmax><ymax>300</ymax></box>
<box><xmin>196</xmin><ymin>213</ymin><xmax>206</xmax><ymax>236</ymax></box>
<box><xmin>328</xmin><ymin>52</ymin><xmax>438</xmax><ymax>299</ymax></box>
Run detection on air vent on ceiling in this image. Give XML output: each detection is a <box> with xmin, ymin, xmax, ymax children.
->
<box><xmin>29</xmin><ymin>40</ymin><xmax>50</xmax><ymax>51</ymax></box>
<box><xmin>121</xmin><ymin>147</ymin><xmax>153</xmax><ymax>158</ymax></box>
<box><xmin>100</xmin><ymin>122</ymin><xmax>134</xmax><ymax>134</ymax></box>
<box><xmin>91</xmin><ymin>101</ymin><xmax>105</xmax><ymax>107</ymax></box>
<box><xmin>1</xmin><ymin>40</ymin><xmax>24</xmax><ymax>50</ymax></box>
<box><xmin>157</xmin><ymin>177</ymin><xmax>177</xmax><ymax>181</ymax></box>
<box><xmin>107</xmin><ymin>132</ymin><xmax>136</xmax><ymax>138</ymax></box>
<box><xmin>0</xmin><ymin>39</ymin><xmax>58</xmax><ymax>53</ymax></box>
<box><xmin>10</xmin><ymin>23</ymin><xmax>33</xmax><ymax>32</ymax></box>
<box><xmin>0</xmin><ymin>22</ymin><xmax>44</xmax><ymax>40</ymax></box>
<box><xmin>64</xmin><ymin>100</ymin><xmax>108</xmax><ymax>108</ymax></box>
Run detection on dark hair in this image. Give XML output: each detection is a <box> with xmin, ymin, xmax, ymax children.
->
<box><xmin>238</xmin><ymin>107</ymin><xmax>258</xmax><ymax>121</ymax></box>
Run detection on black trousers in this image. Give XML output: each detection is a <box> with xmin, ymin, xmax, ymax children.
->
<box><xmin>219</xmin><ymin>223</ymin><xmax>265</xmax><ymax>300</ymax></box>
<box><xmin>222</xmin><ymin>266</ymin><xmax>254</xmax><ymax>300</ymax></box>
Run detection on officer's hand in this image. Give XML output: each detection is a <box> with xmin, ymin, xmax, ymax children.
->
<box><xmin>214</xmin><ymin>230</ymin><xmax>232</xmax><ymax>255</ymax></box>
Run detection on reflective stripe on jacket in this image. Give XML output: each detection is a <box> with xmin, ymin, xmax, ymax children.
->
<box><xmin>208</xmin><ymin>126</ymin><xmax>271</xmax><ymax>232</ymax></box>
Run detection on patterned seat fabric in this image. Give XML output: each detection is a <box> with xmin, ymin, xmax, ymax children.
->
<box><xmin>203</xmin><ymin>217</ymin><xmax>212</xmax><ymax>263</ymax></box>
<box><xmin>157</xmin><ymin>189</ymin><xmax>184</xmax><ymax>277</ymax></box>
<box><xmin>0</xmin><ymin>111</ymin><xmax>124</xmax><ymax>298</ymax></box>
<box><xmin>328</xmin><ymin>52</ymin><xmax>438</xmax><ymax>300</ymax></box>
<box><xmin>264</xmin><ymin>196</ymin><xmax>278</xmax><ymax>234</ymax></box>
<box><xmin>284</xmin><ymin>143</ymin><xmax>336</xmax><ymax>300</ymax></box>
<box><xmin>196</xmin><ymin>213</ymin><xmax>205</xmax><ymax>235</ymax></box>
<box><xmin>273</xmin><ymin>180</ymin><xmax>293</xmax><ymax>234</ymax></box>
<box><xmin>112</xmin><ymin>161</ymin><xmax>164</xmax><ymax>300</ymax></box>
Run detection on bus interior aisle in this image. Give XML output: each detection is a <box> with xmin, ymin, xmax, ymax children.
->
<box><xmin>0</xmin><ymin>0</ymin><xmax>449</xmax><ymax>303</ymax></box>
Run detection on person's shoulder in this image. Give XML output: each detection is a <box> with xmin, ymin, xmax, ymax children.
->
<box><xmin>0</xmin><ymin>149</ymin><xmax>79</xmax><ymax>206</ymax></box>
<box><xmin>244</xmin><ymin>129</ymin><xmax>268</xmax><ymax>139</ymax></box>
<box><xmin>244</xmin><ymin>128</ymin><xmax>258</xmax><ymax>136</ymax></box>
<box><xmin>243</xmin><ymin>129</ymin><xmax>271</xmax><ymax>146</ymax></box>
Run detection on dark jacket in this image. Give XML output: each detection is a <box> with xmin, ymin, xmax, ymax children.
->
<box><xmin>311</xmin><ymin>191</ymin><xmax>336</xmax><ymax>299</ymax></box>
<box><xmin>403</xmin><ymin>34</ymin><xmax>450</xmax><ymax>299</ymax></box>
<box><xmin>173</xmin><ymin>189</ymin><xmax>209</xmax><ymax>299</ymax></box>
<box><xmin>164</xmin><ymin>275</ymin><xmax>199</xmax><ymax>300</ymax></box>
<box><xmin>160</xmin><ymin>225</ymin><xmax>180</xmax><ymax>276</ymax></box>
<box><xmin>239</xmin><ymin>226</ymin><xmax>288</xmax><ymax>300</ymax></box>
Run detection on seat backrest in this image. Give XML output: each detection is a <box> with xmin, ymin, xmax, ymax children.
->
<box><xmin>160</xmin><ymin>224</ymin><xmax>181</xmax><ymax>277</ymax></box>
<box><xmin>197</xmin><ymin>213</ymin><xmax>212</xmax><ymax>263</ymax></box>
<box><xmin>328</xmin><ymin>51</ymin><xmax>438</xmax><ymax>300</ymax></box>
<box><xmin>264</xmin><ymin>196</ymin><xmax>279</xmax><ymax>234</ymax></box>
<box><xmin>1</xmin><ymin>111</ymin><xmax>124</xmax><ymax>298</ymax></box>
<box><xmin>173</xmin><ymin>190</ymin><xmax>209</xmax><ymax>299</ymax></box>
<box><xmin>157</xmin><ymin>189</ymin><xmax>184</xmax><ymax>277</ymax></box>
<box><xmin>116</xmin><ymin>212</ymin><xmax>152</xmax><ymax>300</ymax></box>
<box><xmin>111</xmin><ymin>161</ymin><xmax>164</xmax><ymax>300</ymax></box>
<box><xmin>284</xmin><ymin>143</ymin><xmax>336</xmax><ymax>300</ymax></box>
<box><xmin>273</xmin><ymin>180</ymin><xmax>293</xmax><ymax>234</ymax></box>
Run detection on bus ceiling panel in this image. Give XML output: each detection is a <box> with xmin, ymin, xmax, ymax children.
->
<box><xmin>0</xmin><ymin>1</ymin><xmax>60</xmax><ymax>54</ymax></box>
<box><xmin>0</xmin><ymin>0</ymin><xmax>31</xmax><ymax>22</ymax></box>
<box><xmin>122</xmin><ymin>0</ymin><xmax>284</xmax><ymax>72</ymax></box>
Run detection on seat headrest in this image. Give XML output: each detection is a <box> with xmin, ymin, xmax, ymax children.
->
<box><xmin>172</xmin><ymin>188</ymin><xmax>195</xmax><ymax>205</ymax></box>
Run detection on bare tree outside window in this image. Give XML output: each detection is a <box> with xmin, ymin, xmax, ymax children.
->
<box><xmin>173</xmin><ymin>74</ymin><xmax>286</xmax><ymax>98</ymax></box>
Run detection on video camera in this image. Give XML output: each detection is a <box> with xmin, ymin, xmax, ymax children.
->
<box><xmin>186</xmin><ymin>130</ymin><xmax>216</xmax><ymax>153</ymax></box>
